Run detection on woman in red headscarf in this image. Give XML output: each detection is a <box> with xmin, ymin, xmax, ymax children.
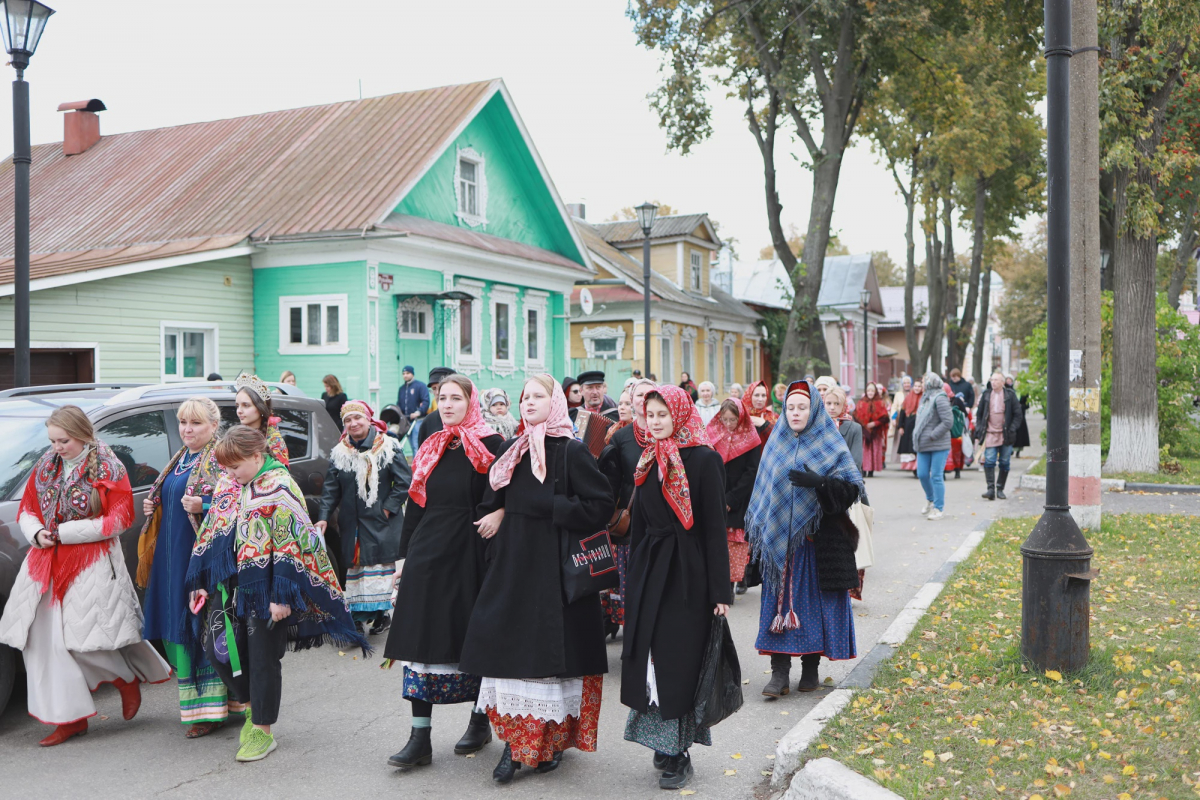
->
<box><xmin>622</xmin><ymin>385</ymin><xmax>731</xmax><ymax>791</ymax></box>
<box><xmin>895</xmin><ymin>377</ymin><xmax>923</xmax><ymax>474</ymax></box>
<box><xmin>707</xmin><ymin>398</ymin><xmax>761</xmax><ymax>597</ymax></box>
<box><xmin>382</xmin><ymin>375</ymin><xmax>504</xmax><ymax>769</ymax></box>
<box><xmin>742</xmin><ymin>380</ymin><xmax>776</xmax><ymax>446</ymax></box>
<box><xmin>459</xmin><ymin>375</ymin><xmax>614</xmax><ymax>783</ymax></box>
<box><xmin>854</xmin><ymin>382</ymin><xmax>891</xmax><ymax>477</ymax></box>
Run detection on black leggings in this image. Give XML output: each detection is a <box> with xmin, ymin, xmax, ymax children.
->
<box><xmin>204</xmin><ymin>600</ymin><xmax>288</xmax><ymax>726</ymax></box>
<box><xmin>409</xmin><ymin>698</ymin><xmax>433</xmax><ymax>719</ymax></box>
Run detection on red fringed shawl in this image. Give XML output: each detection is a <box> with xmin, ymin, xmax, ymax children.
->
<box><xmin>19</xmin><ymin>442</ymin><xmax>133</xmax><ymax>604</ymax></box>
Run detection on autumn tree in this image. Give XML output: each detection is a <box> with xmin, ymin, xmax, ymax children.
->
<box><xmin>757</xmin><ymin>226</ymin><xmax>849</xmax><ymax>260</ymax></box>
<box><xmin>1158</xmin><ymin>66</ymin><xmax>1200</xmax><ymax>309</ymax></box>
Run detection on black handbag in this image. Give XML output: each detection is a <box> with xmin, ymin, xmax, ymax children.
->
<box><xmin>558</xmin><ymin>443</ymin><xmax>619</xmax><ymax>604</ymax></box>
<box><xmin>742</xmin><ymin>555</ymin><xmax>762</xmax><ymax>589</ymax></box>
<box><xmin>692</xmin><ymin>616</ymin><xmax>743</xmax><ymax>728</ymax></box>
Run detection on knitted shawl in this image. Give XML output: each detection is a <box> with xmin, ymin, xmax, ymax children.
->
<box><xmin>136</xmin><ymin>439</ymin><xmax>222</xmax><ymax>587</ymax></box>
<box><xmin>331</xmin><ymin>427</ymin><xmax>402</xmax><ymax>507</ymax></box>
<box><xmin>745</xmin><ymin>380</ymin><xmax>863</xmax><ymax>594</ymax></box>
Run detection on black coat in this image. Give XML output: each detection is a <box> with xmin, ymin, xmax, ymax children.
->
<box><xmin>896</xmin><ymin>408</ymin><xmax>916</xmax><ymax>455</ymax></box>
<box><xmin>973</xmin><ymin>386</ymin><xmax>1024</xmax><ymax>447</ymax></box>
<box><xmin>599</xmin><ymin>422</ymin><xmax>643</xmax><ymax>509</ymax></box>
<box><xmin>722</xmin><ymin>447</ymin><xmax>759</xmax><ymax>530</ymax></box>
<box><xmin>318</xmin><ymin>428</ymin><xmax>411</xmax><ymax>568</ymax></box>
<box><xmin>458</xmin><ymin>436</ymin><xmax>614</xmax><ymax>679</ymax></box>
<box><xmin>1014</xmin><ymin>395</ymin><xmax>1032</xmax><ymax>448</ymax></box>
<box><xmin>383</xmin><ymin>434</ymin><xmax>504</xmax><ymax>664</ymax></box>
<box><xmin>811</xmin><ymin>477</ymin><xmax>862</xmax><ymax>592</ymax></box>
<box><xmin>621</xmin><ymin>446</ymin><xmax>731</xmax><ymax>722</ymax></box>
<box><xmin>417</xmin><ymin>410</ymin><xmax>443</xmax><ymax>448</ymax></box>
<box><xmin>322</xmin><ymin>392</ymin><xmax>348</xmax><ymax>431</ymax></box>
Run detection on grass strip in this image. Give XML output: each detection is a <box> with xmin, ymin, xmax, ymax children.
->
<box><xmin>807</xmin><ymin>515</ymin><xmax>1200</xmax><ymax>799</ymax></box>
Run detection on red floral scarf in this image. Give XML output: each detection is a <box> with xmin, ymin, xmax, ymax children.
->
<box><xmin>742</xmin><ymin>380</ymin><xmax>778</xmax><ymax>424</ymax></box>
<box><xmin>409</xmin><ymin>383</ymin><xmax>497</xmax><ymax>506</ymax></box>
<box><xmin>705</xmin><ymin>399</ymin><xmax>760</xmax><ymax>464</ymax></box>
<box><xmin>634</xmin><ymin>385</ymin><xmax>710</xmax><ymax>529</ymax></box>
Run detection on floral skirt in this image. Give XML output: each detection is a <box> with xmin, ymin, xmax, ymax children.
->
<box><xmin>727</xmin><ymin>529</ymin><xmax>750</xmax><ymax>582</ymax></box>
<box><xmin>481</xmin><ymin>675</ymin><xmax>603</xmax><ymax>767</ymax></box>
<box><xmin>625</xmin><ymin>705</ymin><xmax>711</xmax><ymax>756</ymax></box>
<box><xmin>402</xmin><ymin>662</ymin><xmax>481</xmax><ymax>705</ymax></box>
<box><xmin>862</xmin><ymin>434</ymin><xmax>887</xmax><ymax>472</ymax></box>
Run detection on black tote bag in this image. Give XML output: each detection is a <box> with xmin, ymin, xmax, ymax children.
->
<box><xmin>558</xmin><ymin>442</ymin><xmax>619</xmax><ymax>604</ymax></box>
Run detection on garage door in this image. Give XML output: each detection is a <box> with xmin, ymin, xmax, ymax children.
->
<box><xmin>0</xmin><ymin>348</ymin><xmax>95</xmax><ymax>389</ymax></box>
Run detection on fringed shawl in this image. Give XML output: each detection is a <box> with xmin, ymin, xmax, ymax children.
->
<box><xmin>745</xmin><ymin>380</ymin><xmax>863</xmax><ymax>595</ymax></box>
<box><xmin>136</xmin><ymin>439</ymin><xmax>222</xmax><ymax>587</ymax></box>
<box><xmin>19</xmin><ymin>441</ymin><xmax>133</xmax><ymax>604</ymax></box>
<box><xmin>633</xmin><ymin>385</ymin><xmax>710</xmax><ymax>529</ymax></box>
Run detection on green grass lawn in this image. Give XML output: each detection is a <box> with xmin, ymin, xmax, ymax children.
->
<box><xmin>808</xmin><ymin>515</ymin><xmax>1200</xmax><ymax>799</ymax></box>
<box><xmin>1024</xmin><ymin>455</ymin><xmax>1200</xmax><ymax>485</ymax></box>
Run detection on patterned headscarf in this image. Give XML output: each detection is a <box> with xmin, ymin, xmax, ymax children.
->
<box><xmin>706</xmin><ymin>399</ymin><xmax>760</xmax><ymax>464</ymax></box>
<box><xmin>633</xmin><ymin>385</ymin><xmax>710</xmax><ymax>529</ymax></box>
<box><xmin>340</xmin><ymin>399</ymin><xmax>387</xmax><ymax>440</ymax></box>
<box><xmin>742</xmin><ymin>380</ymin><xmax>778</xmax><ymax>423</ymax></box>
<box><xmin>409</xmin><ymin>380</ymin><xmax>497</xmax><ymax>507</ymax></box>
<box><xmin>490</xmin><ymin>376</ymin><xmax>574</xmax><ymax>490</ymax></box>
<box><xmin>745</xmin><ymin>380</ymin><xmax>863</xmax><ymax>594</ymax></box>
<box><xmin>628</xmin><ymin>377</ymin><xmax>658</xmax><ymax>447</ymax></box>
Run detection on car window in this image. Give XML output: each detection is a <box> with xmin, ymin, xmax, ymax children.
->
<box><xmin>216</xmin><ymin>405</ymin><xmax>310</xmax><ymax>461</ymax></box>
<box><xmin>98</xmin><ymin>411</ymin><xmax>172</xmax><ymax>489</ymax></box>
<box><xmin>0</xmin><ymin>418</ymin><xmax>51</xmax><ymax>500</ymax></box>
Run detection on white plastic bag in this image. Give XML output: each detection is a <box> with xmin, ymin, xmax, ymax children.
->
<box><xmin>848</xmin><ymin>501</ymin><xmax>875</xmax><ymax>570</ymax></box>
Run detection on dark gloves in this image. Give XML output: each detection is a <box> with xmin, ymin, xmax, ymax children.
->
<box><xmin>788</xmin><ymin>469</ymin><xmax>826</xmax><ymax>489</ymax></box>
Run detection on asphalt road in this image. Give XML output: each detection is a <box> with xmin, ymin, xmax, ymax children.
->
<box><xmin>2</xmin><ymin>418</ymin><xmax>1121</xmax><ymax>800</ymax></box>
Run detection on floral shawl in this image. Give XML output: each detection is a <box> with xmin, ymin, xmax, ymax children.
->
<box><xmin>634</xmin><ymin>385</ymin><xmax>710</xmax><ymax>529</ymax></box>
<box><xmin>409</xmin><ymin>382</ymin><xmax>498</xmax><ymax>507</ymax></box>
<box><xmin>18</xmin><ymin>441</ymin><xmax>133</xmax><ymax>604</ymax></box>
<box><xmin>135</xmin><ymin>438</ymin><xmax>222</xmax><ymax>587</ymax></box>
<box><xmin>743</xmin><ymin>380</ymin><xmax>779</xmax><ymax>424</ymax></box>
<box><xmin>705</xmin><ymin>398</ymin><xmax>760</xmax><ymax>464</ymax></box>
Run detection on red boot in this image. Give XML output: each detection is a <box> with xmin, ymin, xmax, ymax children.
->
<box><xmin>113</xmin><ymin>677</ymin><xmax>141</xmax><ymax>720</ymax></box>
<box><xmin>39</xmin><ymin>719</ymin><xmax>88</xmax><ymax>746</ymax></box>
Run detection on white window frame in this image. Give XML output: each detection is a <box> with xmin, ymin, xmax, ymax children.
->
<box><xmin>490</xmin><ymin>284</ymin><xmax>518</xmax><ymax>376</ymax></box>
<box><xmin>161</xmin><ymin>322</ymin><xmax>218</xmax><ymax>382</ymax></box>
<box><xmin>581</xmin><ymin>325</ymin><xmax>626</xmax><ymax>360</ymax></box>
<box><xmin>453</xmin><ymin>280</ymin><xmax>485</xmax><ymax>372</ymax></box>
<box><xmin>397</xmin><ymin>297</ymin><xmax>433</xmax><ymax>340</ymax></box>
<box><xmin>454</xmin><ymin>147</ymin><xmax>488</xmax><ymax>228</ymax></box>
<box><xmin>522</xmin><ymin>290</ymin><xmax>548</xmax><ymax>372</ymax></box>
<box><xmin>660</xmin><ymin>322</ymin><xmax>677</xmax><ymax>382</ymax></box>
<box><xmin>278</xmin><ymin>294</ymin><xmax>349</xmax><ymax>355</ymax></box>
<box><xmin>689</xmin><ymin>250</ymin><xmax>702</xmax><ymax>291</ymax></box>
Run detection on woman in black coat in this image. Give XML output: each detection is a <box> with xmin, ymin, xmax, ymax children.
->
<box><xmin>321</xmin><ymin>374</ymin><xmax>349</xmax><ymax>431</ymax></box>
<box><xmin>459</xmin><ymin>375</ymin><xmax>614</xmax><ymax>783</ymax></box>
<box><xmin>382</xmin><ymin>376</ymin><xmax>504</xmax><ymax>769</ymax></box>
<box><xmin>622</xmin><ymin>385</ymin><xmax>731</xmax><ymax>791</ymax></box>
<box><xmin>705</xmin><ymin>398</ymin><xmax>761</xmax><ymax>599</ymax></box>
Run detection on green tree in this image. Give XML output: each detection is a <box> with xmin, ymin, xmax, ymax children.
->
<box><xmin>993</xmin><ymin>224</ymin><xmax>1047</xmax><ymax>355</ymax></box>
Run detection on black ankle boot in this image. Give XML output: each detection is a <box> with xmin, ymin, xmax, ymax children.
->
<box><xmin>982</xmin><ymin>466</ymin><xmax>996</xmax><ymax>500</ymax></box>
<box><xmin>534</xmin><ymin>750</ymin><xmax>563</xmax><ymax>773</ymax></box>
<box><xmin>996</xmin><ymin>468</ymin><xmax>1009</xmax><ymax>499</ymax></box>
<box><xmin>653</xmin><ymin>751</ymin><xmax>671</xmax><ymax>771</ymax></box>
<box><xmin>659</xmin><ymin>752</ymin><xmax>694</xmax><ymax>789</ymax></box>
<box><xmin>370</xmin><ymin>613</ymin><xmax>391</xmax><ymax>636</ymax></box>
<box><xmin>604</xmin><ymin>617</ymin><xmax>620</xmax><ymax>641</ymax></box>
<box><xmin>797</xmin><ymin>654</ymin><xmax>821</xmax><ymax>692</ymax></box>
<box><xmin>493</xmin><ymin>743</ymin><xmax>522</xmax><ymax>783</ymax></box>
<box><xmin>387</xmin><ymin>726</ymin><xmax>432</xmax><ymax>768</ymax></box>
<box><xmin>762</xmin><ymin>654</ymin><xmax>791</xmax><ymax>697</ymax></box>
<box><xmin>453</xmin><ymin>711</ymin><xmax>492</xmax><ymax>755</ymax></box>
<box><xmin>735</xmin><ymin>582</ymin><xmax>747</xmax><ymax>595</ymax></box>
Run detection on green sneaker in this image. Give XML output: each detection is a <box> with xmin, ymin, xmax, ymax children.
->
<box><xmin>240</xmin><ymin>711</ymin><xmax>255</xmax><ymax>746</ymax></box>
<box><xmin>236</xmin><ymin>728</ymin><xmax>277</xmax><ymax>762</ymax></box>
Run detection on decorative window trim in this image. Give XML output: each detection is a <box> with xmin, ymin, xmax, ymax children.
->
<box><xmin>681</xmin><ymin>337</ymin><xmax>695</xmax><ymax>378</ymax></box>
<box><xmin>581</xmin><ymin>325</ymin><xmax>626</xmax><ymax>359</ymax></box>
<box><xmin>744</xmin><ymin>344</ymin><xmax>755</xmax><ymax>383</ymax></box>
<box><xmin>397</xmin><ymin>296</ymin><xmax>432</xmax><ymax>340</ymax></box>
<box><xmin>490</xmin><ymin>284</ymin><xmax>518</xmax><ymax>377</ymax></box>
<box><xmin>452</xmin><ymin>280</ymin><xmax>485</xmax><ymax>373</ymax></box>
<box><xmin>278</xmin><ymin>294</ymin><xmax>349</xmax><ymax>355</ymax></box>
<box><xmin>161</xmin><ymin>321</ymin><xmax>219</xmax><ymax>383</ymax></box>
<box><xmin>689</xmin><ymin>250</ymin><xmax>703</xmax><ymax>291</ymax></box>
<box><xmin>454</xmin><ymin>147</ymin><xmax>488</xmax><ymax>228</ymax></box>
<box><xmin>660</xmin><ymin>334</ymin><xmax>673</xmax><ymax>382</ymax></box>
<box><xmin>522</xmin><ymin>290</ymin><xmax>548</xmax><ymax>373</ymax></box>
<box><xmin>660</xmin><ymin>321</ymin><xmax>679</xmax><ymax>338</ymax></box>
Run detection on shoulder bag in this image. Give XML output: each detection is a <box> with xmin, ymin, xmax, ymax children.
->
<box><xmin>558</xmin><ymin>442</ymin><xmax>620</xmax><ymax>604</ymax></box>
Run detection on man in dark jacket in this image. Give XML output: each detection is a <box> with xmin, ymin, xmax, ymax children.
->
<box><xmin>947</xmin><ymin>367</ymin><xmax>975</xmax><ymax>411</ymax></box>
<box><xmin>316</xmin><ymin>400</ymin><xmax>412</xmax><ymax>635</ymax></box>
<box><xmin>416</xmin><ymin>366</ymin><xmax>456</xmax><ymax>449</ymax></box>
<box><xmin>973</xmin><ymin>373</ymin><xmax>1023</xmax><ymax>500</ymax></box>
<box><xmin>397</xmin><ymin>366</ymin><xmax>430</xmax><ymax>456</ymax></box>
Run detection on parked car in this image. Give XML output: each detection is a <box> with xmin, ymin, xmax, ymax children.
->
<box><xmin>0</xmin><ymin>381</ymin><xmax>341</xmax><ymax>717</ymax></box>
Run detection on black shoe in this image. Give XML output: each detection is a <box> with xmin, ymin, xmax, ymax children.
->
<box><xmin>453</xmin><ymin>711</ymin><xmax>492</xmax><ymax>755</ymax></box>
<box><xmin>387</xmin><ymin>726</ymin><xmax>433</xmax><ymax>768</ymax></box>
<box><xmin>735</xmin><ymin>582</ymin><xmax>747</xmax><ymax>595</ymax></box>
<box><xmin>604</xmin><ymin>617</ymin><xmax>620</xmax><ymax>641</ymax></box>
<box><xmin>982</xmin><ymin>466</ymin><xmax>996</xmax><ymax>500</ymax></box>
<box><xmin>659</xmin><ymin>752</ymin><xmax>694</xmax><ymax>789</ymax></box>
<box><xmin>996</xmin><ymin>468</ymin><xmax>1009</xmax><ymax>499</ymax></box>
<box><xmin>370</xmin><ymin>613</ymin><xmax>391</xmax><ymax>636</ymax></box>
<box><xmin>652</xmin><ymin>751</ymin><xmax>671</xmax><ymax>771</ymax></box>
<box><xmin>797</xmin><ymin>654</ymin><xmax>821</xmax><ymax>692</ymax></box>
<box><xmin>534</xmin><ymin>750</ymin><xmax>563</xmax><ymax>773</ymax></box>
<box><xmin>762</xmin><ymin>654</ymin><xmax>791</xmax><ymax>697</ymax></box>
<box><xmin>493</xmin><ymin>744</ymin><xmax>522</xmax><ymax>783</ymax></box>
<box><xmin>955</xmin><ymin>469</ymin><xmax>961</xmax><ymax>479</ymax></box>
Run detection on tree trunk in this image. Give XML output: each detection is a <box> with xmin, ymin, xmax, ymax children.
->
<box><xmin>1166</xmin><ymin>197</ymin><xmax>1198</xmax><ymax>310</ymax></box>
<box><xmin>901</xmin><ymin>164</ymin><xmax>921</xmax><ymax>378</ymax></box>
<box><xmin>917</xmin><ymin>206</ymin><xmax>946</xmax><ymax>375</ymax></box>
<box><xmin>939</xmin><ymin>190</ymin><xmax>956</xmax><ymax>373</ymax></box>
<box><xmin>972</xmin><ymin>250</ymin><xmax>992</xmax><ymax>381</ymax></box>
<box><xmin>957</xmin><ymin>174</ymin><xmax>988</xmax><ymax>373</ymax></box>
<box><xmin>1099</xmin><ymin>168</ymin><xmax>1116</xmax><ymax>292</ymax></box>
<box><xmin>1104</xmin><ymin>163</ymin><xmax>1160</xmax><ymax>474</ymax></box>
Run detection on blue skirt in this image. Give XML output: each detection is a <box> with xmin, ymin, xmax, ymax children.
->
<box><xmin>754</xmin><ymin>536</ymin><xmax>856</xmax><ymax>660</ymax></box>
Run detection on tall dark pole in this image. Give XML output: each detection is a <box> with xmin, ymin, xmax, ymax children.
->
<box><xmin>1020</xmin><ymin>0</ymin><xmax>1094</xmax><ymax>673</ymax></box>
<box><xmin>12</xmin><ymin>67</ymin><xmax>30</xmax><ymax>388</ymax></box>
<box><xmin>642</xmin><ymin>233</ymin><xmax>652</xmax><ymax>377</ymax></box>
<box><xmin>862</xmin><ymin>303</ymin><xmax>869</xmax><ymax>393</ymax></box>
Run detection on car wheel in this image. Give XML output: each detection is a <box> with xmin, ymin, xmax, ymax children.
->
<box><xmin>0</xmin><ymin>642</ymin><xmax>16</xmax><ymax>718</ymax></box>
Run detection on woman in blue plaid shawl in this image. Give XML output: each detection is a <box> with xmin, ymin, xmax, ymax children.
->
<box><xmin>745</xmin><ymin>380</ymin><xmax>863</xmax><ymax>697</ymax></box>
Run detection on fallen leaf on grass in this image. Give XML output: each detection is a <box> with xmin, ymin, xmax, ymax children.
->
<box><xmin>1045</xmin><ymin>669</ymin><xmax>1062</xmax><ymax>682</ymax></box>
<box><xmin>938</xmin><ymin>752</ymin><xmax>953</xmax><ymax>762</ymax></box>
<box><xmin>1053</xmin><ymin>784</ymin><xmax>1071</xmax><ymax>797</ymax></box>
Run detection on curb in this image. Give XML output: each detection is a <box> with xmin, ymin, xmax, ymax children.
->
<box><xmin>1122</xmin><ymin>481</ymin><xmax>1200</xmax><ymax>494</ymax></box>
<box><xmin>783</xmin><ymin>758</ymin><xmax>905</xmax><ymax>800</ymax></box>
<box><xmin>769</xmin><ymin>518</ymin><xmax>992</xmax><ymax>788</ymax></box>
<box><xmin>1017</xmin><ymin>473</ymin><xmax>1126</xmax><ymax>492</ymax></box>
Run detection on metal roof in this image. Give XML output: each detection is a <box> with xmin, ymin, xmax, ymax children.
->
<box><xmin>380</xmin><ymin>214</ymin><xmax>590</xmax><ymax>274</ymax></box>
<box><xmin>815</xmin><ymin>254</ymin><xmax>874</xmax><ymax>307</ymax></box>
<box><xmin>593</xmin><ymin>214</ymin><xmax>720</xmax><ymax>246</ymax></box>
<box><xmin>0</xmin><ymin>80</ymin><xmax>500</xmax><ymax>284</ymax></box>
<box><xmin>879</xmin><ymin>285</ymin><xmax>930</xmax><ymax>327</ymax></box>
<box><xmin>733</xmin><ymin>254</ymin><xmax>882</xmax><ymax>313</ymax></box>
<box><xmin>574</xmin><ymin>220</ymin><xmax>696</xmax><ymax>306</ymax></box>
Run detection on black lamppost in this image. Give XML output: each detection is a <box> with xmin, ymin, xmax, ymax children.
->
<box><xmin>635</xmin><ymin>202</ymin><xmax>657</xmax><ymax>377</ymax></box>
<box><xmin>860</xmin><ymin>288</ymin><xmax>870</xmax><ymax>394</ymax></box>
<box><xmin>1020</xmin><ymin>0</ymin><xmax>1093</xmax><ymax>673</ymax></box>
<box><xmin>1</xmin><ymin>0</ymin><xmax>54</xmax><ymax>389</ymax></box>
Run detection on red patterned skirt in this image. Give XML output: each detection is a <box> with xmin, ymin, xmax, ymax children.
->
<box><xmin>485</xmin><ymin>675</ymin><xmax>604</xmax><ymax>768</ymax></box>
<box><xmin>862</xmin><ymin>434</ymin><xmax>886</xmax><ymax>472</ymax></box>
<box><xmin>727</xmin><ymin>528</ymin><xmax>750</xmax><ymax>582</ymax></box>
<box><xmin>945</xmin><ymin>437</ymin><xmax>965</xmax><ymax>472</ymax></box>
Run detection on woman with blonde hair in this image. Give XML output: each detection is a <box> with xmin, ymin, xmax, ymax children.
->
<box><xmin>279</xmin><ymin>371</ymin><xmax>297</xmax><ymax>387</ymax></box>
<box><xmin>0</xmin><ymin>406</ymin><xmax>171</xmax><ymax>746</ymax></box>
<box><xmin>138</xmin><ymin>398</ymin><xmax>240</xmax><ymax>738</ymax></box>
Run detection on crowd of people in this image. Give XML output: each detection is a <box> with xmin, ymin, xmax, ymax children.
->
<box><xmin>0</xmin><ymin>362</ymin><xmax>1028</xmax><ymax>789</ymax></box>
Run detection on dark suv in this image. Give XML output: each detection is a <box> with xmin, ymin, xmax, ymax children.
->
<box><xmin>0</xmin><ymin>381</ymin><xmax>341</xmax><ymax>717</ymax></box>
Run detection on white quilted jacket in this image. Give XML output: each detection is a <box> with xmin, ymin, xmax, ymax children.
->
<box><xmin>0</xmin><ymin>512</ymin><xmax>145</xmax><ymax>653</ymax></box>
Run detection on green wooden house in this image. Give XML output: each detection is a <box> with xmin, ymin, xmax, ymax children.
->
<box><xmin>0</xmin><ymin>80</ymin><xmax>592</xmax><ymax>407</ymax></box>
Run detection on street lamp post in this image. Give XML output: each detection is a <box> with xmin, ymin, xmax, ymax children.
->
<box><xmin>860</xmin><ymin>289</ymin><xmax>871</xmax><ymax>395</ymax></box>
<box><xmin>1</xmin><ymin>0</ymin><xmax>54</xmax><ymax>389</ymax></box>
<box><xmin>1020</xmin><ymin>0</ymin><xmax>1094</xmax><ymax>673</ymax></box>
<box><xmin>635</xmin><ymin>202</ymin><xmax>657</xmax><ymax>377</ymax></box>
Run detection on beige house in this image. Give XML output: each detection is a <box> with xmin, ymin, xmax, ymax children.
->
<box><xmin>567</xmin><ymin>211</ymin><xmax>761</xmax><ymax>389</ymax></box>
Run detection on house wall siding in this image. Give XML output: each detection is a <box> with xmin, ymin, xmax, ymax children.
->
<box><xmin>0</xmin><ymin>257</ymin><xmax>254</xmax><ymax>382</ymax></box>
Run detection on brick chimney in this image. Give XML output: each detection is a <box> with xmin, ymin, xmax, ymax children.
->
<box><xmin>57</xmin><ymin>99</ymin><xmax>106</xmax><ymax>155</ymax></box>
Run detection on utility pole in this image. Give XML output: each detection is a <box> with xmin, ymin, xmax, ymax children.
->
<box><xmin>1068</xmin><ymin>0</ymin><xmax>1102</xmax><ymax>530</ymax></box>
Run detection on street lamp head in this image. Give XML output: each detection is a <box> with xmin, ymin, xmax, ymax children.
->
<box><xmin>0</xmin><ymin>0</ymin><xmax>54</xmax><ymax>70</ymax></box>
<box><xmin>860</xmin><ymin>289</ymin><xmax>871</xmax><ymax>307</ymax></box>
<box><xmin>635</xmin><ymin>201</ymin><xmax>658</xmax><ymax>236</ymax></box>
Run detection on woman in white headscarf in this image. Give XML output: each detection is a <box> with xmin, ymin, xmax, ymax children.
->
<box><xmin>694</xmin><ymin>381</ymin><xmax>721</xmax><ymax>425</ymax></box>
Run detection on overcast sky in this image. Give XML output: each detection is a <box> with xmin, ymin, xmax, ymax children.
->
<box><xmin>1</xmin><ymin>0</ymin><xmax>941</xmax><ymax>268</ymax></box>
